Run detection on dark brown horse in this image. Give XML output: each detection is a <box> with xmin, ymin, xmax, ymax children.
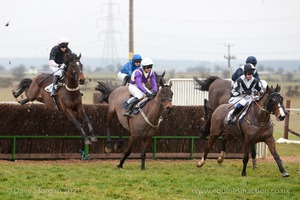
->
<box><xmin>95</xmin><ymin>80</ymin><xmax>173</xmax><ymax>170</ymax></box>
<box><xmin>12</xmin><ymin>52</ymin><xmax>96</xmax><ymax>145</ymax></box>
<box><xmin>194</xmin><ymin>76</ymin><xmax>231</xmax><ymax>136</ymax></box>
<box><xmin>196</xmin><ymin>85</ymin><xmax>289</xmax><ymax>177</ymax></box>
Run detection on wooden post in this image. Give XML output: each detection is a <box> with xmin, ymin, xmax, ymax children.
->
<box><xmin>283</xmin><ymin>100</ymin><xmax>291</xmax><ymax>139</ymax></box>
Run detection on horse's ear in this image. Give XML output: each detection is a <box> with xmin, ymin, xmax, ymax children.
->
<box><xmin>160</xmin><ymin>79</ymin><xmax>164</xmax><ymax>87</ymax></box>
<box><xmin>276</xmin><ymin>84</ymin><xmax>281</xmax><ymax>92</ymax></box>
<box><xmin>162</xmin><ymin>71</ymin><xmax>165</xmax><ymax>77</ymax></box>
<box><xmin>169</xmin><ymin>81</ymin><xmax>172</xmax><ymax>87</ymax></box>
<box><xmin>78</xmin><ymin>53</ymin><xmax>81</xmax><ymax>59</ymax></box>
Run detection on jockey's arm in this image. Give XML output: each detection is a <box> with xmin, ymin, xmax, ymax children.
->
<box><xmin>150</xmin><ymin>73</ymin><xmax>158</xmax><ymax>92</ymax></box>
<box><xmin>135</xmin><ymin>72</ymin><xmax>147</xmax><ymax>94</ymax></box>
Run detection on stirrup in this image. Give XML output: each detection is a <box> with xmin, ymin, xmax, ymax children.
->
<box><xmin>123</xmin><ymin>111</ymin><xmax>132</xmax><ymax>118</ymax></box>
<box><xmin>50</xmin><ymin>91</ymin><xmax>57</xmax><ymax>97</ymax></box>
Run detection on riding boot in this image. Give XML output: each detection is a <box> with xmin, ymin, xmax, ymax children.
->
<box><xmin>226</xmin><ymin>106</ymin><xmax>243</xmax><ymax>125</ymax></box>
<box><xmin>133</xmin><ymin>97</ymin><xmax>149</xmax><ymax>111</ymax></box>
<box><xmin>122</xmin><ymin>75</ymin><xmax>130</xmax><ymax>86</ymax></box>
<box><xmin>123</xmin><ymin>97</ymin><xmax>139</xmax><ymax>117</ymax></box>
<box><xmin>50</xmin><ymin>75</ymin><xmax>60</xmax><ymax>97</ymax></box>
<box><xmin>19</xmin><ymin>98</ymin><xmax>29</xmax><ymax>105</ymax></box>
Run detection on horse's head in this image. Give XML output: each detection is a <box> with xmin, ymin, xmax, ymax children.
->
<box><xmin>65</xmin><ymin>53</ymin><xmax>85</xmax><ymax>85</ymax></box>
<box><xmin>264</xmin><ymin>84</ymin><xmax>286</xmax><ymax>121</ymax></box>
<box><xmin>155</xmin><ymin>79</ymin><xmax>173</xmax><ymax>114</ymax></box>
<box><xmin>155</xmin><ymin>71</ymin><xmax>166</xmax><ymax>86</ymax></box>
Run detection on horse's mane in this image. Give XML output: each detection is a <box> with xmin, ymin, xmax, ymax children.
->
<box><xmin>95</xmin><ymin>81</ymin><xmax>116</xmax><ymax>103</ymax></box>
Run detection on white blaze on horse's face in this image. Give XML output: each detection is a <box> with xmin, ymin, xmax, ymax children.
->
<box><xmin>277</xmin><ymin>103</ymin><xmax>286</xmax><ymax>121</ymax></box>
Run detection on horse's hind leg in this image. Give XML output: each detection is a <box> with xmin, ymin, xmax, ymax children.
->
<box><xmin>114</xmin><ymin>124</ymin><xmax>125</xmax><ymax>152</ymax></box>
<box><xmin>141</xmin><ymin>137</ymin><xmax>151</xmax><ymax>170</ymax></box>
<box><xmin>264</xmin><ymin>136</ymin><xmax>289</xmax><ymax>177</ymax></box>
<box><xmin>105</xmin><ymin>111</ymin><xmax>116</xmax><ymax>153</ymax></box>
<box><xmin>117</xmin><ymin>136</ymin><xmax>136</xmax><ymax>169</ymax></box>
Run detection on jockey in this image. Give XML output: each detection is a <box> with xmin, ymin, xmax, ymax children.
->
<box><xmin>123</xmin><ymin>57</ymin><xmax>158</xmax><ymax>117</ymax></box>
<box><xmin>118</xmin><ymin>54</ymin><xmax>142</xmax><ymax>86</ymax></box>
<box><xmin>231</xmin><ymin>56</ymin><xmax>260</xmax><ymax>85</ymax></box>
<box><xmin>49</xmin><ymin>37</ymin><xmax>72</xmax><ymax>96</ymax></box>
<box><xmin>226</xmin><ymin>64</ymin><xmax>264</xmax><ymax>125</ymax></box>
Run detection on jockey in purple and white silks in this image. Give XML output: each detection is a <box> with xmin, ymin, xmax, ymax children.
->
<box><xmin>123</xmin><ymin>57</ymin><xmax>158</xmax><ymax>117</ymax></box>
<box><xmin>226</xmin><ymin>63</ymin><xmax>264</xmax><ymax>125</ymax></box>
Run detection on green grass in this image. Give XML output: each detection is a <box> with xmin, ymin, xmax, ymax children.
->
<box><xmin>0</xmin><ymin>159</ymin><xmax>299</xmax><ymax>200</ymax></box>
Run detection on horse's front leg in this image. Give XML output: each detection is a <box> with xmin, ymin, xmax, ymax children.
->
<box><xmin>117</xmin><ymin>136</ymin><xmax>136</xmax><ymax>169</ymax></box>
<box><xmin>196</xmin><ymin>134</ymin><xmax>218</xmax><ymax>168</ymax></box>
<box><xmin>217</xmin><ymin>139</ymin><xmax>227</xmax><ymax>164</ymax></box>
<box><xmin>81</xmin><ymin>109</ymin><xmax>97</xmax><ymax>142</ymax></box>
<box><xmin>141</xmin><ymin>137</ymin><xmax>151</xmax><ymax>170</ymax></box>
<box><xmin>251</xmin><ymin>144</ymin><xmax>257</xmax><ymax>169</ymax></box>
<box><xmin>265</xmin><ymin>136</ymin><xmax>289</xmax><ymax>177</ymax></box>
<box><xmin>241</xmin><ymin>141</ymin><xmax>251</xmax><ymax>176</ymax></box>
<box><xmin>65</xmin><ymin>109</ymin><xmax>91</xmax><ymax>145</ymax></box>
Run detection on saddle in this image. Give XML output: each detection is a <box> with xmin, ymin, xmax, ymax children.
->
<box><xmin>44</xmin><ymin>76</ymin><xmax>64</xmax><ymax>93</ymax></box>
<box><xmin>232</xmin><ymin>102</ymin><xmax>251</xmax><ymax>124</ymax></box>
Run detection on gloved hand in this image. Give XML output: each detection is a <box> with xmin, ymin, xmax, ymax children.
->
<box><xmin>253</xmin><ymin>89</ymin><xmax>258</xmax><ymax>96</ymax></box>
<box><xmin>242</xmin><ymin>90</ymin><xmax>252</xmax><ymax>95</ymax></box>
<box><xmin>253</xmin><ymin>96</ymin><xmax>260</xmax><ymax>101</ymax></box>
<box><xmin>145</xmin><ymin>92</ymin><xmax>152</xmax><ymax>98</ymax></box>
<box><xmin>58</xmin><ymin>63</ymin><xmax>66</xmax><ymax>70</ymax></box>
<box><xmin>152</xmin><ymin>92</ymin><xmax>157</xmax><ymax>97</ymax></box>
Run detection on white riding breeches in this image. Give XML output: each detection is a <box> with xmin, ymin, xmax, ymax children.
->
<box><xmin>118</xmin><ymin>71</ymin><xmax>128</xmax><ymax>81</ymax></box>
<box><xmin>228</xmin><ymin>95</ymin><xmax>253</xmax><ymax>107</ymax></box>
<box><xmin>128</xmin><ymin>84</ymin><xmax>151</xmax><ymax>100</ymax></box>
<box><xmin>50</xmin><ymin>66</ymin><xmax>63</xmax><ymax>77</ymax></box>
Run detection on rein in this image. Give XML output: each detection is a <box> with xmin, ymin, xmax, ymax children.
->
<box><xmin>138</xmin><ymin>108</ymin><xmax>163</xmax><ymax>128</ymax></box>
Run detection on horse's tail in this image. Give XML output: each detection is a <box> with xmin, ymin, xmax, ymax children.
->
<box><xmin>193</xmin><ymin>76</ymin><xmax>221</xmax><ymax>91</ymax></box>
<box><xmin>95</xmin><ymin>81</ymin><xmax>116</xmax><ymax>103</ymax></box>
<box><xmin>12</xmin><ymin>78</ymin><xmax>32</xmax><ymax>98</ymax></box>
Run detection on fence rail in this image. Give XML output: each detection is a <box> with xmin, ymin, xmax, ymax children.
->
<box><xmin>0</xmin><ymin>135</ymin><xmax>236</xmax><ymax>160</ymax></box>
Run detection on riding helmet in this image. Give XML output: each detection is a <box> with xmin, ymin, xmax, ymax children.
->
<box><xmin>244</xmin><ymin>63</ymin><xmax>256</xmax><ymax>75</ymax></box>
<box><xmin>141</xmin><ymin>57</ymin><xmax>154</xmax><ymax>70</ymax></box>
<box><xmin>58</xmin><ymin>37</ymin><xmax>69</xmax><ymax>47</ymax></box>
<box><xmin>246</xmin><ymin>56</ymin><xmax>257</xmax><ymax>66</ymax></box>
<box><xmin>132</xmin><ymin>54</ymin><xmax>142</xmax><ymax>63</ymax></box>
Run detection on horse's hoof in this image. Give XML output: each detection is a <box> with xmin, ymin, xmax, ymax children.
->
<box><xmin>105</xmin><ymin>147</ymin><xmax>112</xmax><ymax>153</ymax></box>
<box><xmin>117</xmin><ymin>164</ymin><xmax>123</xmax><ymax>169</ymax></box>
<box><xmin>90</xmin><ymin>136</ymin><xmax>97</xmax><ymax>142</ymax></box>
<box><xmin>282</xmin><ymin>172</ymin><xmax>289</xmax><ymax>177</ymax></box>
<box><xmin>217</xmin><ymin>157</ymin><xmax>223</xmax><ymax>164</ymax></box>
<box><xmin>196</xmin><ymin>160</ymin><xmax>204</xmax><ymax>168</ymax></box>
<box><xmin>84</xmin><ymin>139</ymin><xmax>91</xmax><ymax>145</ymax></box>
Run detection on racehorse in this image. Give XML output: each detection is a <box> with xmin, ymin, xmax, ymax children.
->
<box><xmin>196</xmin><ymin>85</ymin><xmax>289</xmax><ymax>177</ymax></box>
<box><xmin>194</xmin><ymin>76</ymin><xmax>231</xmax><ymax>136</ymax></box>
<box><xmin>95</xmin><ymin>80</ymin><xmax>173</xmax><ymax>170</ymax></box>
<box><xmin>12</xmin><ymin>52</ymin><xmax>96</xmax><ymax>145</ymax></box>
<box><xmin>194</xmin><ymin>76</ymin><xmax>258</xmax><ymax>167</ymax></box>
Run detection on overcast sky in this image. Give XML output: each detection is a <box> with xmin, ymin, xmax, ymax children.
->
<box><xmin>1</xmin><ymin>0</ymin><xmax>300</xmax><ymax>62</ymax></box>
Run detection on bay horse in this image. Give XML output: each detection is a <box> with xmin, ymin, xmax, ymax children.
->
<box><xmin>196</xmin><ymin>85</ymin><xmax>289</xmax><ymax>177</ymax></box>
<box><xmin>12</xmin><ymin>52</ymin><xmax>96</xmax><ymax>145</ymax></box>
<box><xmin>96</xmin><ymin>80</ymin><xmax>173</xmax><ymax>170</ymax></box>
<box><xmin>194</xmin><ymin>76</ymin><xmax>258</xmax><ymax>167</ymax></box>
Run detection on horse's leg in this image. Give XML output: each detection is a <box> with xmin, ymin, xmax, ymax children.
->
<box><xmin>141</xmin><ymin>137</ymin><xmax>151</xmax><ymax>170</ymax></box>
<box><xmin>78</xmin><ymin>108</ymin><xmax>96</xmax><ymax>142</ymax></box>
<box><xmin>105</xmin><ymin>111</ymin><xmax>115</xmax><ymax>153</ymax></box>
<box><xmin>65</xmin><ymin>109</ymin><xmax>91</xmax><ymax>145</ymax></box>
<box><xmin>114</xmin><ymin>124</ymin><xmax>125</xmax><ymax>152</ymax></box>
<box><xmin>200</xmin><ymin>116</ymin><xmax>211</xmax><ymax>138</ymax></box>
<box><xmin>196</xmin><ymin>134</ymin><xmax>218</xmax><ymax>168</ymax></box>
<box><xmin>117</xmin><ymin>136</ymin><xmax>136</xmax><ymax>169</ymax></box>
<box><xmin>217</xmin><ymin>138</ymin><xmax>227</xmax><ymax>164</ymax></box>
<box><xmin>251</xmin><ymin>144</ymin><xmax>257</xmax><ymax>169</ymax></box>
<box><xmin>241</xmin><ymin>141</ymin><xmax>251</xmax><ymax>176</ymax></box>
<box><xmin>264</xmin><ymin>136</ymin><xmax>289</xmax><ymax>177</ymax></box>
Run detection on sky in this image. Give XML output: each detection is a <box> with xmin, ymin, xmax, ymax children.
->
<box><xmin>1</xmin><ymin>0</ymin><xmax>300</xmax><ymax>62</ymax></box>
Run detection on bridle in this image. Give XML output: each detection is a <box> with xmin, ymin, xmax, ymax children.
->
<box><xmin>64</xmin><ymin>60</ymin><xmax>84</xmax><ymax>92</ymax></box>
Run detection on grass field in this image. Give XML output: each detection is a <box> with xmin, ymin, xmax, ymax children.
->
<box><xmin>0</xmin><ymin>158</ymin><xmax>299</xmax><ymax>200</ymax></box>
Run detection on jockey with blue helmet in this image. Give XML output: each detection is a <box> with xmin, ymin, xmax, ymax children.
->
<box><xmin>231</xmin><ymin>56</ymin><xmax>260</xmax><ymax>83</ymax></box>
<box><xmin>118</xmin><ymin>54</ymin><xmax>142</xmax><ymax>86</ymax></box>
